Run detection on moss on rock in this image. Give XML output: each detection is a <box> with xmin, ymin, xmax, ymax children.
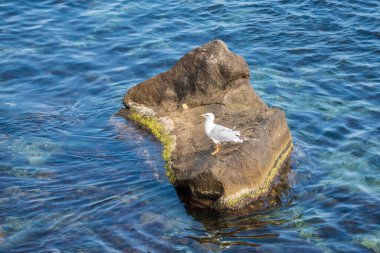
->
<box><xmin>128</xmin><ymin>109</ymin><xmax>176</xmax><ymax>184</ymax></box>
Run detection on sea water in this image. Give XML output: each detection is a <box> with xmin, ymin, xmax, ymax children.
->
<box><xmin>0</xmin><ymin>0</ymin><xmax>379</xmax><ymax>252</ymax></box>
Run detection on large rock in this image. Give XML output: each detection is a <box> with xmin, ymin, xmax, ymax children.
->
<box><xmin>118</xmin><ymin>40</ymin><xmax>293</xmax><ymax>210</ymax></box>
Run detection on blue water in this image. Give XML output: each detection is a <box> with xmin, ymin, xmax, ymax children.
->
<box><xmin>1</xmin><ymin>0</ymin><xmax>379</xmax><ymax>252</ymax></box>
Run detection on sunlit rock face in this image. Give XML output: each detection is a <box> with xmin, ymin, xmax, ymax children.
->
<box><xmin>119</xmin><ymin>40</ymin><xmax>293</xmax><ymax>210</ymax></box>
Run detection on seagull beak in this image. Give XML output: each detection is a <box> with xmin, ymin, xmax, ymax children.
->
<box><xmin>200</xmin><ymin>114</ymin><xmax>205</xmax><ymax>118</ymax></box>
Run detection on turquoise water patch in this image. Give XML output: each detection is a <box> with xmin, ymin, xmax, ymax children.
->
<box><xmin>0</xmin><ymin>0</ymin><xmax>379</xmax><ymax>252</ymax></box>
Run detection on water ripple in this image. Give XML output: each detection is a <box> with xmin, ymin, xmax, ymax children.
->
<box><xmin>0</xmin><ymin>0</ymin><xmax>379</xmax><ymax>252</ymax></box>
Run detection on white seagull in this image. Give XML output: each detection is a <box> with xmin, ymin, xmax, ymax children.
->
<box><xmin>200</xmin><ymin>113</ymin><xmax>243</xmax><ymax>156</ymax></box>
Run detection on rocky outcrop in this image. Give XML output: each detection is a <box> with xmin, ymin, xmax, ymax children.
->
<box><xmin>118</xmin><ymin>40</ymin><xmax>293</xmax><ymax>210</ymax></box>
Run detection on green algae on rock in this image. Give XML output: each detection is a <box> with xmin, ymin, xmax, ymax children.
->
<box><xmin>118</xmin><ymin>107</ymin><xmax>176</xmax><ymax>184</ymax></box>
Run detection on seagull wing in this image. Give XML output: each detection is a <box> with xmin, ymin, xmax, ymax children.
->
<box><xmin>210</xmin><ymin>123</ymin><xmax>242</xmax><ymax>143</ymax></box>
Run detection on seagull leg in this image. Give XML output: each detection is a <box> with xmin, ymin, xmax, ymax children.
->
<box><xmin>211</xmin><ymin>144</ymin><xmax>221</xmax><ymax>156</ymax></box>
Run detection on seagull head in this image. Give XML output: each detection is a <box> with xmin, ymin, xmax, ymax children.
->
<box><xmin>200</xmin><ymin>112</ymin><xmax>215</xmax><ymax>122</ymax></box>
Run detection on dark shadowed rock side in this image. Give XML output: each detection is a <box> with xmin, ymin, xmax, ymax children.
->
<box><xmin>118</xmin><ymin>40</ymin><xmax>293</xmax><ymax>210</ymax></box>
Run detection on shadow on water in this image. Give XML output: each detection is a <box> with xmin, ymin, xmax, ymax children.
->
<box><xmin>176</xmin><ymin>161</ymin><xmax>295</xmax><ymax>249</ymax></box>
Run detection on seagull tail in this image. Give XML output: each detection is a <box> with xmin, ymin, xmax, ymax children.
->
<box><xmin>233</xmin><ymin>131</ymin><xmax>243</xmax><ymax>142</ymax></box>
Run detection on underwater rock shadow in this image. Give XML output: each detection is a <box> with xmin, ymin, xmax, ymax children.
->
<box><xmin>175</xmin><ymin>161</ymin><xmax>294</xmax><ymax>238</ymax></box>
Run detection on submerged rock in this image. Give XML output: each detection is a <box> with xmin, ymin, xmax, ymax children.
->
<box><xmin>11</xmin><ymin>137</ymin><xmax>60</xmax><ymax>165</ymax></box>
<box><xmin>118</xmin><ymin>40</ymin><xmax>293</xmax><ymax>210</ymax></box>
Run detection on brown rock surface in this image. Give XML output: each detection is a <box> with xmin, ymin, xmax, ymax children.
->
<box><xmin>118</xmin><ymin>40</ymin><xmax>293</xmax><ymax>210</ymax></box>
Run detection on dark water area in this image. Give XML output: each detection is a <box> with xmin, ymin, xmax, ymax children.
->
<box><xmin>0</xmin><ymin>0</ymin><xmax>379</xmax><ymax>252</ymax></box>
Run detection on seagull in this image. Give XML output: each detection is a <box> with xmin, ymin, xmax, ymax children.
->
<box><xmin>200</xmin><ymin>113</ymin><xmax>243</xmax><ymax>156</ymax></box>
